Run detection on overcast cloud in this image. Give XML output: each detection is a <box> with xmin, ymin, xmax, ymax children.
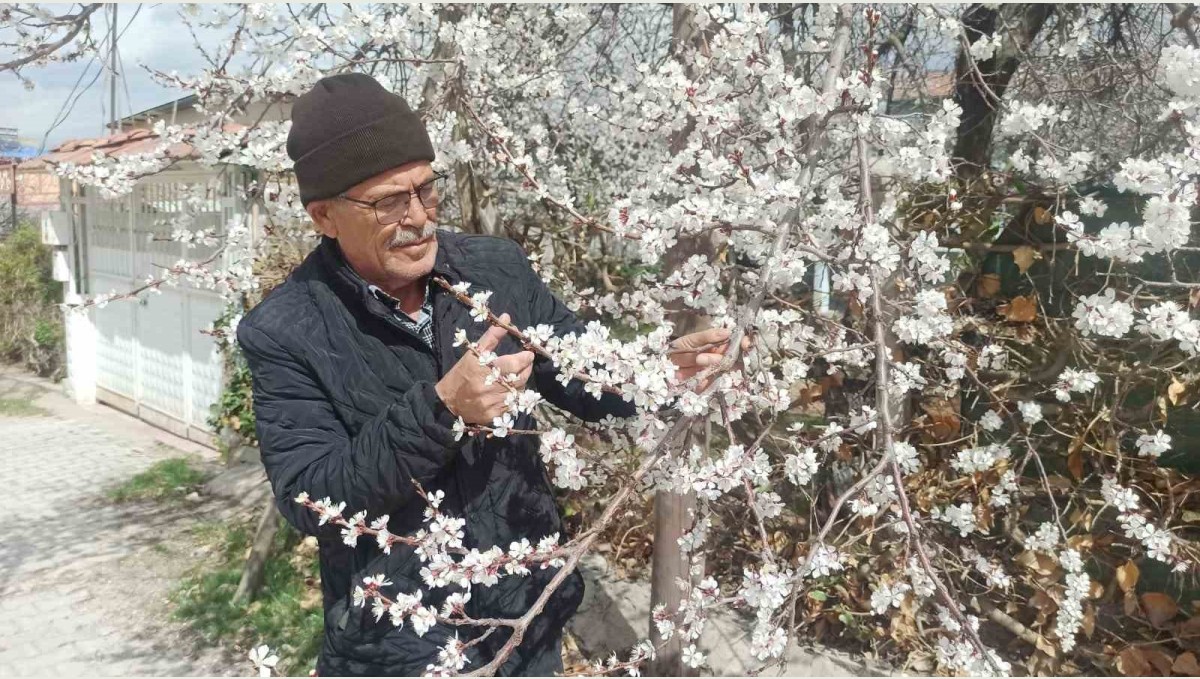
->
<box><xmin>0</xmin><ymin>4</ymin><xmax>235</xmax><ymax>152</ymax></box>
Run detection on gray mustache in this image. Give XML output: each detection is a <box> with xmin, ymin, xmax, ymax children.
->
<box><xmin>389</xmin><ymin>223</ymin><xmax>437</xmax><ymax>247</ymax></box>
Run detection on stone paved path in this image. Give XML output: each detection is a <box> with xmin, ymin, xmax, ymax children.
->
<box><xmin>0</xmin><ymin>370</ymin><xmax>244</xmax><ymax>677</ymax></box>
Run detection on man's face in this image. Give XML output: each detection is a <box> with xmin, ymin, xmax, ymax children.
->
<box><xmin>307</xmin><ymin>160</ymin><xmax>439</xmax><ymax>291</ymax></box>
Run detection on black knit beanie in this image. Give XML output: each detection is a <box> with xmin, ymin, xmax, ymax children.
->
<box><xmin>287</xmin><ymin>73</ymin><xmax>435</xmax><ymax>206</ymax></box>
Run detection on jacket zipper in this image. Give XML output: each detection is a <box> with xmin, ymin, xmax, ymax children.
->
<box><xmin>430</xmin><ymin>284</ymin><xmax>443</xmax><ymax>377</ymax></box>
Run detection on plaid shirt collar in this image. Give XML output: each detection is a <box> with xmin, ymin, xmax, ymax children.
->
<box><xmin>354</xmin><ymin>271</ymin><xmax>435</xmax><ymax>348</ymax></box>
<box><xmin>324</xmin><ymin>236</ymin><xmax>456</xmax><ymax>350</ymax></box>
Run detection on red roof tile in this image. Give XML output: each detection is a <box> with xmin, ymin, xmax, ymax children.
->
<box><xmin>19</xmin><ymin>123</ymin><xmax>247</xmax><ymax>170</ymax></box>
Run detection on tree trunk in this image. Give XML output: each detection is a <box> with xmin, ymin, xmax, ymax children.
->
<box><xmin>232</xmin><ymin>494</ymin><xmax>282</xmax><ymax>605</ymax></box>
<box><xmin>451</xmin><ymin>112</ymin><xmax>500</xmax><ymax>236</ymax></box>
<box><xmin>648</xmin><ymin>475</ymin><xmax>698</xmax><ymax>675</ymax></box>
<box><xmin>418</xmin><ymin>4</ymin><xmax>501</xmax><ymax>237</ymax></box>
<box><xmin>647</xmin><ymin>6</ymin><xmax>714</xmax><ymax>675</ymax></box>
<box><xmin>952</xmin><ymin>3</ymin><xmax>1055</xmax><ymax>180</ymax></box>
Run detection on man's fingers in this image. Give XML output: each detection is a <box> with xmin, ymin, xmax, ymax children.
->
<box><xmin>493</xmin><ymin>350</ymin><xmax>534</xmax><ymax>373</ymax></box>
<box><xmin>498</xmin><ymin>362</ymin><xmax>534</xmax><ymax>388</ymax></box>
<box><xmin>696</xmin><ymin>335</ymin><xmax>751</xmax><ymax>357</ymax></box>
<box><xmin>673</xmin><ymin>326</ymin><xmax>731</xmax><ymax>350</ymax></box>
<box><xmin>513</xmin><ymin>363</ymin><xmax>533</xmax><ymax>387</ymax></box>
<box><xmin>476</xmin><ymin>313</ymin><xmax>511</xmax><ymax>352</ymax></box>
<box><xmin>700</xmin><ymin>335</ymin><xmax>748</xmax><ymax>357</ymax></box>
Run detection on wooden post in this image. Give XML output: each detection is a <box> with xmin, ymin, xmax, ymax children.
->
<box><xmin>232</xmin><ymin>494</ymin><xmax>282</xmax><ymax>605</ymax></box>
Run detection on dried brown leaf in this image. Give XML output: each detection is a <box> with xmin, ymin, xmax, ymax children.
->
<box><xmin>1125</xmin><ymin>591</ymin><xmax>1140</xmax><ymax>617</ymax></box>
<box><xmin>1169</xmin><ymin>377</ymin><xmax>1187</xmax><ymax>406</ymax></box>
<box><xmin>1068</xmin><ymin>448</ymin><xmax>1084</xmax><ymax>480</ymax></box>
<box><xmin>1030</xmin><ymin>590</ymin><xmax>1058</xmax><ymax>626</ymax></box>
<box><xmin>920</xmin><ymin>399</ymin><xmax>962</xmax><ymax>444</ymax></box>
<box><xmin>1119</xmin><ymin>646</ymin><xmax>1150</xmax><ymax>676</ymax></box>
<box><xmin>1143</xmin><ymin>592</ymin><xmax>1180</xmax><ymax>627</ymax></box>
<box><xmin>1177</xmin><ymin>616</ymin><xmax>1200</xmax><ymax>638</ymax></box>
<box><xmin>1018</xmin><ymin>551</ymin><xmax>1062</xmax><ymax>579</ymax></box>
<box><xmin>1143</xmin><ymin>647</ymin><xmax>1174</xmax><ymax>676</ymax></box>
<box><xmin>1035</xmin><ymin>635</ymin><xmax>1058</xmax><ymax>658</ymax></box>
<box><xmin>1013</xmin><ymin>245</ymin><xmax>1040</xmax><ymax>274</ymax></box>
<box><xmin>1000</xmin><ymin>294</ymin><xmax>1038</xmax><ymax>323</ymax></box>
<box><xmin>978</xmin><ymin>273</ymin><xmax>1001</xmax><ymax>298</ymax></box>
<box><xmin>1173</xmin><ymin>651</ymin><xmax>1200</xmax><ymax>676</ymax></box>
<box><xmin>1116</xmin><ymin>561</ymin><xmax>1140</xmax><ymax>593</ymax></box>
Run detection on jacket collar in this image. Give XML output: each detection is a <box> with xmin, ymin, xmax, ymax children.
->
<box><xmin>316</xmin><ymin>229</ymin><xmax>460</xmax><ymax>319</ymax></box>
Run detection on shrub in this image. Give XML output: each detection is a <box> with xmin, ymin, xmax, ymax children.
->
<box><xmin>0</xmin><ymin>220</ymin><xmax>64</xmax><ymax>379</ymax></box>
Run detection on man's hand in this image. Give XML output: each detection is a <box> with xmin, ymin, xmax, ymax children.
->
<box><xmin>435</xmin><ymin>313</ymin><xmax>534</xmax><ymax>424</ymax></box>
<box><xmin>668</xmin><ymin>326</ymin><xmax>752</xmax><ymax>392</ymax></box>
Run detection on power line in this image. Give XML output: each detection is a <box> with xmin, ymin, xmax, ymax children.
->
<box><xmin>37</xmin><ymin>3</ymin><xmax>142</xmax><ymax>152</ymax></box>
<box><xmin>39</xmin><ymin>41</ymin><xmax>104</xmax><ymax>153</ymax></box>
<box><xmin>117</xmin><ymin>36</ymin><xmax>133</xmax><ymax>125</ymax></box>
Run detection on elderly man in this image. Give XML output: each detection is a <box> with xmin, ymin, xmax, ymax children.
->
<box><xmin>237</xmin><ymin>73</ymin><xmax>737</xmax><ymax>676</ymax></box>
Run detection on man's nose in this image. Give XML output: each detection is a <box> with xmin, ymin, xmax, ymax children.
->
<box><xmin>402</xmin><ymin>194</ymin><xmax>429</xmax><ymax>227</ymax></box>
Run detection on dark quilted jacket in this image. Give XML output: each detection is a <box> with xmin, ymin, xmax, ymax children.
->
<box><xmin>237</xmin><ymin>230</ymin><xmax>634</xmax><ymax>676</ymax></box>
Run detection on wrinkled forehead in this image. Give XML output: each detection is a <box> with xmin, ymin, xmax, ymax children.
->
<box><xmin>345</xmin><ymin>160</ymin><xmax>435</xmax><ymax>200</ymax></box>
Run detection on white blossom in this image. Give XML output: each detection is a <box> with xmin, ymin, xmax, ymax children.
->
<box><xmin>980</xmin><ymin>410</ymin><xmax>1004</xmax><ymax>432</ymax></box>
<box><xmin>1136</xmin><ymin>431</ymin><xmax>1172</xmax><ymax>459</ymax></box>
<box><xmin>1073</xmin><ymin>289</ymin><xmax>1135</xmax><ymax>338</ymax></box>
<box><xmin>870</xmin><ymin>581</ymin><xmax>910</xmax><ymax>614</ymax></box>
<box><xmin>1054</xmin><ymin>368</ymin><xmax>1100</xmax><ymax>402</ymax></box>
<box><xmin>893</xmin><ymin>441</ymin><xmax>922</xmax><ymax>475</ymax></box>
<box><xmin>785</xmin><ymin>448</ymin><xmax>819</xmax><ymax>485</ymax></box>
<box><xmin>1025</xmin><ymin>522</ymin><xmax>1060</xmax><ymax>553</ymax></box>
<box><xmin>804</xmin><ymin>544</ymin><xmax>845</xmax><ymax>579</ymax></box>
<box><xmin>933</xmin><ymin>502</ymin><xmax>979</xmax><ymax>537</ymax></box>
<box><xmin>1018</xmin><ymin>401</ymin><xmax>1043</xmax><ymax>425</ymax></box>
<box><xmin>951</xmin><ymin>443</ymin><xmax>1011</xmax><ymax>475</ymax></box>
<box><xmin>248</xmin><ymin>645</ymin><xmax>279</xmax><ymax>678</ymax></box>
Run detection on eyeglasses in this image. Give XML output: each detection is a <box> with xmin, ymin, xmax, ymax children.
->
<box><xmin>338</xmin><ymin>172</ymin><xmax>448</xmax><ymax>225</ymax></box>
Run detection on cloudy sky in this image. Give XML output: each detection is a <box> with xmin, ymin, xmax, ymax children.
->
<box><xmin>1</xmin><ymin>4</ymin><xmax>233</xmax><ymax>152</ymax></box>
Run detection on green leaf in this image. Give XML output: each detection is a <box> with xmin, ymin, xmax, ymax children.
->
<box><xmin>808</xmin><ymin>590</ymin><xmax>828</xmax><ymax>602</ymax></box>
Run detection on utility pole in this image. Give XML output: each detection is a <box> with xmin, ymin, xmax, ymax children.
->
<box><xmin>108</xmin><ymin>4</ymin><xmax>118</xmax><ymax>136</ymax></box>
<box><xmin>1</xmin><ymin>128</ymin><xmax>18</xmax><ymax>233</ymax></box>
<box><xmin>9</xmin><ymin>161</ymin><xmax>16</xmax><ymax>232</ymax></box>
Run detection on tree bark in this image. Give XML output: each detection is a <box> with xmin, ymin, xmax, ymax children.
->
<box><xmin>647</xmin><ymin>6</ymin><xmax>714</xmax><ymax>676</ymax></box>
<box><xmin>952</xmin><ymin>3</ymin><xmax>1055</xmax><ymax>180</ymax></box>
<box><xmin>648</xmin><ymin>474</ymin><xmax>698</xmax><ymax>676</ymax></box>
<box><xmin>418</xmin><ymin>4</ymin><xmax>500</xmax><ymax>237</ymax></box>
<box><xmin>232</xmin><ymin>494</ymin><xmax>282</xmax><ymax>605</ymax></box>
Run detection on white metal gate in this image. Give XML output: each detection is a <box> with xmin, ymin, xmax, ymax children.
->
<box><xmin>79</xmin><ymin>167</ymin><xmax>242</xmax><ymax>444</ymax></box>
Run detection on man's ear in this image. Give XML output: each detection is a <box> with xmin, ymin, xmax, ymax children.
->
<box><xmin>307</xmin><ymin>199</ymin><xmax>339</xmax><ymax>239</ymax></box>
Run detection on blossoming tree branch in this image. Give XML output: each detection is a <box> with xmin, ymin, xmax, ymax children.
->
<box><xmin>9</xmin><ymin>3</ymin><xmax>1200</xmax><ymax>676</ymax></box>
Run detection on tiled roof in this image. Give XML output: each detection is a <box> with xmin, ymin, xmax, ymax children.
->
<box><xmin>18</xmin><ymin>123</ymin><xmax>245</xmax><ymax>170</ymax></box>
